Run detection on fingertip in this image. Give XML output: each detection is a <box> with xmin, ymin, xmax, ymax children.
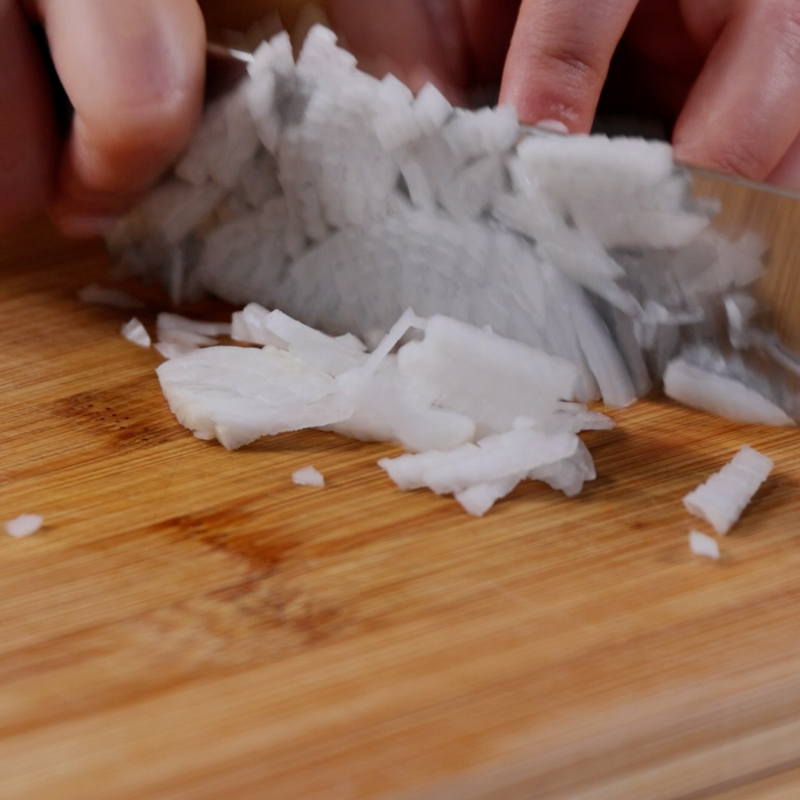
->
<box><xmin>500</xmin><ymin>0</ymin><xmax>638</xmax><ymax>130</ymax></box>
<box><xmin>42</xmin><ymin>0</ymin><xmax>206</xmax><ymax>218</ymax></box>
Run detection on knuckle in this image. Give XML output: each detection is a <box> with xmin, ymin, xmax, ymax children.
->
<box><xmin>708</xmin><ymin>135</ymin><xmax>772</xmax><ymax>180</ymax></box>
<box><xmin>537</xmin><ymin>39</ymin><xmax>607</xmax><ymax>88</ymax></box>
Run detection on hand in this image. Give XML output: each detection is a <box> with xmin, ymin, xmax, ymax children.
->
<box><xmin>326</xmin><ymin>0</ymin><xmax>800</xmax><ymax>188</ymax></box>
<box><xmin>0</xmin><ymin>0</ymin><xmax>206</xmax><ymax>236</ymax></box>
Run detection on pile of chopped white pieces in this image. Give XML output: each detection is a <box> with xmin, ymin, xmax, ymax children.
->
<box><xmin>109</xmin><ymin>24</ymin><xmax>800</xmax><ymax>428</ymax></box>
<box><xmin>105</xmin><ymin>24</ymin><xmax>793</xmax><ymax>520</ymax></box>
<box><xmin>154</xmin><ymin>305</ymin><xmax>610</xmax><ymax>516</ymax></box>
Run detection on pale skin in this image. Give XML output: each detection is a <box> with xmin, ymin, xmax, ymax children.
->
<box><xmin>2</xmin><ymin>0</ymin><xmax>800</xmax><ymax>236</ymax></box>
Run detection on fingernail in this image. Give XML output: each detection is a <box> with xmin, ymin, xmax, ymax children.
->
<box><xmin>536</xmin><ymin>119</ymin><xmax>570</xmax><ymax>135</ymax></box>
<box><xmin>57</xmin><ymin>215</ymin><xmax>118</xmax><ymax>239</ymax></box>
<box><xmin>78</xmin><ymin>0</ymin><xmax>189</xmax><ymax>110</ymax></box>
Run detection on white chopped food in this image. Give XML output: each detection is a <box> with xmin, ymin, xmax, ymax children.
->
<box><xmin>397</xmin><ymin>315</ymin><xmax>582</xmax><ymax>436</ymax></box>
<box><xmin>328</xmin><ymin>355</ymin><xmax>476</xmax><ymax>453</ymax></box>
<box><xmin>78</xmin><ymin>284</ymin><xmax>144</xmax><ymax>308</ymax></box>
<box><xmin>156</xmin><ymin>328</ymin><xmax>217</xmax><ymax>348</ymax></box>
<box><xmin>155</xmin><ymin>342</ymin><xmax>197</xmax><ymax>360</ymax></box>
<box><xmin>292</xmin><ymin>466</ymin><xmax>326</xmax><ymax>487</ymax></box>
<box><xmin>231</xmin><ymin>303</ymin><xmax>289</xmax><ymax>349</ymax></box>
<box><xmin>108</xmin><ymin>25</ymin><xmax>796</xmax><ymax>427</ymax></box>
<box><xmin>689</xmin><ymin>530</ymin><xmax>721</xmax><ymax>560</ymax></box>
<box><xmin>664</xmin><ymin>360</ymin><xmax>795</xmax><ymax>427</ymax></box>
<box><xmin>156</xmin><ymin>313</ymin><xmax>232</xmax><ymax>339</ymax></box>
<box><xmin>5</xmin><ymin>514</ymin><xmax>43</xmax><ymax>539</ymax></box>
<box><xmin>513</xmin><ymin>135</ymin><xmax>709</xmax><ymax>249</ymax></box>
<box><xmin>379</xmin><ymin>429</ymin><xmax>587</xmax><ymax>505</ymax></box>
<box><xmin>105</xmin><ymin>27</ymin><xmax>798</xmax><ymax>517</ymax></box>
<box><xmin>156</xmin><ymin>346</ymin><xmax>354</xmax><ymax>450</ymax></box>
<box><xmin>456</xmin><ymin>477</ymin><xmax>521</xmax><ymax>517</ymax></box>
<box><xmin>255</xmin><ymin>308</ymin><xmax>368</xmax><ymax>376</ymax></box>
<box><xmin>683</xmin><ymin>446</ymin><xmax>773</xmax><ymax>534</ymax></box>
<box><xmin>121</xmin><ymin>318</ymin><xmax>151</xmax><ymax>348</ymax></box>
<box><xmin>338</xmin><ymin>307</ymin><xmax>426</xmax><ymax>393</ymax></box>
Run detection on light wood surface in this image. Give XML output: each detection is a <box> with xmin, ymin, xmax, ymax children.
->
<box><xmin>1</xmin><ymin>221</ymin><xmax>800</xmax><ymax>800</ymax></box>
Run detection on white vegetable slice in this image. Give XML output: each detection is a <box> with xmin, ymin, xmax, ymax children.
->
<box><xmin>664</xmin><ymin>360</ymin><xmax>795</xmax><ymax>427</ymax></box>
<box><xmin>175</xmin><ymin>82</ymin><xmax>260</xmax><ymax>188</ymax></box>
<box><xmin>455</xmin><ymin>477</ymin><xmax>522</xmax><ymax>517</ymax></box>
<box><xmin>292</xmin><ymin>466</ymin><xmax>325</xmax><ymax>487</ymax></box>
<box><xmin>689</xmin><ymin>530</ymin><xmax>721</xmax><ymax>560</ymax></box>
<box><xmin>5</xmin><ymin>514</ymin><xmax>43</xmax><ymax>538</ymax></box>
<box><xmin>515</xmin><ymin>405</ymin><xmax>615</xmax><ymax>435</ymax></box>
<box><xmin>528</xmin><ymin>439</ymin><xmax>596</xmax><ymax>497</ymax></box>
<box><xmin>566</xmin><ymin>286</ymin><xmax>637</xmax><ymax>409</ymax></box>
<box><xmin>398</xmin><ymin>315</ymin><xmax>581</xmax><ymax>436</ymax></box>
<box><xmin>121</xmin><ymin>318</ymin><xmax>151</xmax><ymax>348</ymax></box>
<box><xmin>157</xmin><ymin>329</ymin><xmax>217</xmax><ymax>348</ymax></box>
<box><xmin>155</xmin><ymin>342</ymin><xmax>197</xmax><ymax>360</ymax></box>
<box><xmin>379</xmin><ymin>429</ymin><xmax>581</xmax><ymax>496</ymax></box>
<box><xmin>260</xmin><ymin>309</ymin><xmax>369</xmax><ymax>376</ymax></box>
<box><xmin>328</xmin><ymin>356</ymin><xmax>475</xmax><ymax>452</ymax></box>
<box><xmin>513</xmin><ymin>135</ymin><xmax>710</xmax><ymax>249</ymax></box>
<box><xmin>683</xmin><ymin>445</ymin><xmax>773</xmax><ymax>534</ymax></box>
<box><xmin>157</xmin><ymin>313</ymin><xmax>232</xmax><ymax>339</ymax></box>
<box><xmin>338</xmin><ymin>307</ymin><xmax>426</xmax><ymax>394</ymax></box>
<box><xmin>231</xmin><ymin>304</ymin><xmax>289</xmax><ymax>349</ymax></box>
<box><xmin>156</xmin><ymin>346</ymin><xmax>354</xmax><ymax>450</ymax></box>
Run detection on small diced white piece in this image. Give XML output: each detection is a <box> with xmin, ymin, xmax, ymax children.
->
<box><xmin>292</xmin><ymin>466</ymin><xmax>326</xmax><ymax>488</ymax></box>
<box><xmin>121</xmin><ymin>317</ymin><xmax>151</xmax><ymax>348</ymax></box>
<box><xmin>155</xmin><ymin>342</ymin><xmax>197</xmax><ymax>360</ymax></box>
<box><xmin>78</xmin><ymin>284</ymin><xmax>144</xmax><ymax>309</ymax></box>
<box><xmin>683</xmin><ymin>446</ymin><xmax>774</xmax><ymax>535</ymax></box>
<box><xmin>5</xmin><ymin>514</ymin><xmax>43</xmax><ymax>539</ymax></box>
<box><xmin>689</xmin><ymin>530</ymin><xmax>721</xmax><ymax>560</ymax></box>
<box><xmin>157</xmin><ymin>313</ymin><xmax>232</xmax><ymax>339</ymax></box>
<box><xmin>455</xmin><ymin>476</ymin><xmax>521</xmax><ymax>517</ymax></box>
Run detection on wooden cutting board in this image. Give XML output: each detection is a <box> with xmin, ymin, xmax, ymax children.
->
<box><xmin>1</xmin><ymin>221</ymin><xmax>800</xmax><ymax>800</ymax></box>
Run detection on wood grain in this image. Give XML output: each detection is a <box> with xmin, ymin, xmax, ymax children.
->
<box><xmin>1</xmin><ymin>221</ymin><xmax>799</xmax><ymax>800</ymax></box>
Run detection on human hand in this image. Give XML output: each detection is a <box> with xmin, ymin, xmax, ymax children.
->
<box><xmin>0</xmin><ymin>0</ymin><xmax>206</xmax><ymax>236</ymax></box>
<box><xmin>326</xmin><ymin>0</ymin><xmax>800</xmax><ymax>188</ymax></box>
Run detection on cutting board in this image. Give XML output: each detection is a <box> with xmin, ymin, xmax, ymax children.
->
<box><xmin>1</xmin><ymin>220</ymin><xmax>800</xmax><ymax>800</ymax></box>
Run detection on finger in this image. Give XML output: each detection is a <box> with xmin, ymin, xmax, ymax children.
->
<box><xmin>499</xmin><ymin>0</ymin><xmax>639</xmax><ymax>130</ymax></box>
<box><xmin>673</xmin><ymin>0</ymin><xmax>800</xmax><ymax>181</ymax></box>
<box><xmin>32</xmin><ymin>0</ymin><xmax>206</xmax><ymax>234</ymax></box>
<box><xmin>0</xmin><ymin>0</ymin><xmax>56</xmax><ymax>232</ymax></box>
<box><xmin>767</xmin><ymin>131</ymin><xmax>800</xmax><ymax>189</ymax></box>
